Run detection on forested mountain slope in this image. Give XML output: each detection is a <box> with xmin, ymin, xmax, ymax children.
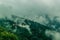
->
<box><xmin>0</xmin><ymin>15</ymin><xmax>59</xmax><ymax>40</ymax></box>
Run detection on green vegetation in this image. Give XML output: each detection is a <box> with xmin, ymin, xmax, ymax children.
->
<box><xmin>0</xmin><ymin>27</ymin><xmax>19</xmax><ymax>40</ymax></box>
<box><xmin>0</xmin><ymin>16</ymin><xmax>54</xmax><ymax>40</ymax></box>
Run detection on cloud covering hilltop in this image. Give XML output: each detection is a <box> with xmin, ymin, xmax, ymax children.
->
<box><xmin>0</xmin><ymin>0</ymin><xmax>60</xmax><ymax>18</ymax></box>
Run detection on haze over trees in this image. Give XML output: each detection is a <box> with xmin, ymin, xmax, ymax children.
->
<box><xmin>0</xmin><ymin>15</ymin><xmax>60</xmax><ymax>40</ymax></box>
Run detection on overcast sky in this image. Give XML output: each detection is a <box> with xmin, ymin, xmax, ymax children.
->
<box><xmin>0</xmin><ymin>0</ymin><xmax>60</xmax><ymax>19</ymax></box>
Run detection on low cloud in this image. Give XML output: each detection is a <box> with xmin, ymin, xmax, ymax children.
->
<box><xmin>0</xmin><ymin>0</ymin><xmax>60</xmax><ymax>21</ymax></box>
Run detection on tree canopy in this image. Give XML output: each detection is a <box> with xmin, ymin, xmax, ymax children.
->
<box><xmin>0</xmin><ymin>27</ymin><xmax>19</xmax><ymax>40</ymax></box>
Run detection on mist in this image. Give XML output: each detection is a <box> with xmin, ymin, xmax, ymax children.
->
<box><xmin>0</xmin><ymin>0</ymin><xmax>60</xmax><ymax>40</ymax></box>
<box><xmin>0</xmin><ymin>0</ymin><xmax>60</xmax><ymax>18</ymax></box>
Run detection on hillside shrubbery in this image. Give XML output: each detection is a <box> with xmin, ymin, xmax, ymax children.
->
<box><xmin>0</xmin><ymin>27</ymin><xmax>19</xmax><ymax>40</ymax></box>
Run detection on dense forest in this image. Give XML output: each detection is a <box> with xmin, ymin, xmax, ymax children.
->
<box><xmin>0</xmin><ymin>15</ymin><xmax>60</xmax><ymax>40</ymax></box>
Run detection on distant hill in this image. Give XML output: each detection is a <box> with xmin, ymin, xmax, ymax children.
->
<box><xmin>0</xmin><ymin>15</ymin><xmax>54</xmax><ymax>40</ymax></box>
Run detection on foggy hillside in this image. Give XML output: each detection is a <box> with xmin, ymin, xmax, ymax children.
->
<box><xmin>0</xmin><ymin>0</ymin><xmax>60</xmax><ymax>40</ymax></box>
